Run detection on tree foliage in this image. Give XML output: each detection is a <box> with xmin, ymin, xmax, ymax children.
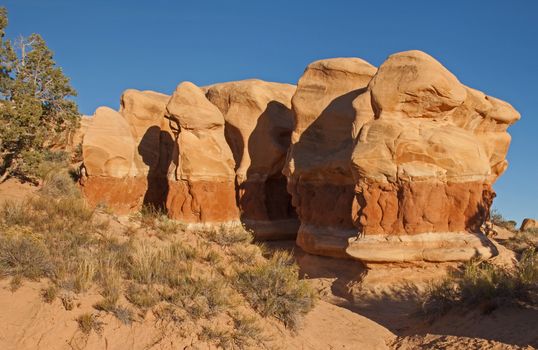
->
<box><xmin>0</xmin><ymin>7</ymin><xmax>79</xmax><ymax>183</ymax></box>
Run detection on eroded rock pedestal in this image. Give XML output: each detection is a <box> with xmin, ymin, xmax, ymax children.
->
<box><xmin>205</xmin><ymin>80</ymin><xmax>298</xmax><ymax>239</ymax></box>
<box><xmin>81</xmin><ymin>89</ymin><xmax>172</xmax><ymax>213</ymax></box>
<box><xmin>81</xmin><ymin>80</ymin><xmax>297</xmax><ymax>234</ymax></box>
<box><xmin>285</xmin><ymin>51</ymin><xmax>519</xmax><ymax>262</ymax></box>
<box><xmin>81</xmin><ymin>50</ymin><xmax>519</xmax><ymax>262</ymax></box>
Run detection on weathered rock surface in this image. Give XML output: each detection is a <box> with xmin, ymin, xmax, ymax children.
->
<box><xmin>520</xmin><ymin>218</ymin><xmax>538</xmax><ymax>231</ymax></box>
<box><xmin>285</xmin><ymin>50</ymin><xmax>519</xmax><ymax>262</ymax></box>
<box><xmin>81</xmin><ymin>90</ymin><xmax>173</xmax><ymax>213</ymax></box>
<box><xmin>164</xmin><ymin>82</ymin><xmax>238</xmax><ymax>223</ymax></box>
<box><xmin>80</xmin><ymin>51</ymin><xmax>519</xmax><ymax>262</ymax></box>
<box><xmin>205</xmin><ymin>79</ymin><xmax>298</xmax><ymax>238</ymax></box>
<box><xmin>283</xmin><ymin>58</ymin><xmax>377</xmax><ymax>256</ymax></box>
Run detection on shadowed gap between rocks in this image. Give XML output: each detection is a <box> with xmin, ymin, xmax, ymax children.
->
<box><xmin>226</xmin><ymin>100</ymin><xmax>299</xmax><ymax>240</ymax></box>
<box><xmin>138</xmin><ymin>125</ymin><xmax>177</xmax><ymax>212</ymax></box>
<box><xmin>289</xmin><ymin>88</ymin><xmax>367</xmax><ymax>237</ymax></box>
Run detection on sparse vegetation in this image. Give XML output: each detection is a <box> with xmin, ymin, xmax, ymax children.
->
<box><xmin>422</xmin><ymin>248</ymin><xmax>538</xmax><ymax>316</ymax></box>
<box><xmin>235</xmin><ymin>250</ymin><xmax>316</xmax><ymax>331</ymax></box>
<box><xmin>504</xmin><ymin>229</ymin><xmax>538</xmax><ymax>253</ymax></box>
<box><xmin>0</xmin><ymin>170</ymin><xmax>315</xmax><ymax>346</ymax></box>
<box><xmin>42</xmin><ymin>284</ymin><xmax>58</xmax><ymax>303</ymax></box>
<box><xmin>490</xmin><ymin>208</ymin><xmax>517</xmax><ymax>232</ymax></box>
<box><xmin>77</xmin><ymin>313</ymin><xmax>104</xmax><ymax>335</ymax></box>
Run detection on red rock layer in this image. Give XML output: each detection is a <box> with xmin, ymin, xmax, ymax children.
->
<box><xmin>166</xmin><ymin>180</ymin><xmax>239</xmax><ymax>223</ymax></box>
<box><xmin>355</xmin><ymin>181</ymin><xmax>495</xmax><ymax>235</ymax></box>
<box><xmin>287</xmin><ymin>181</ymin><xmax>357</xmax><ymax>229</ymax></box>
<box><xmin>80</xmin><ymin>177</ymin><xmax>148</xmax><ymax>214</ymax></box>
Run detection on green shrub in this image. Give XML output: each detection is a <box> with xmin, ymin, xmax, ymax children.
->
<box><xmin>235</xmin><ymin>250</ymin><xmax>316</xmax><ymax>330</ymax></box>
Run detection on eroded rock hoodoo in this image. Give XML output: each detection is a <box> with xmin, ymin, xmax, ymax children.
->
<box><xmin>81</xmin><ymin>80</ymin><xmax>296</xmax><ymax>233</ymax></box>
<box><xmin>80</xmin><ymin>50</ymin><xmax>519</xmax><ymax>262</ymax></box>
<box><xmin>285</xmin><ymin>50</ymin><xmax>520</xmax><ymax>262</ymax></box>
<box><xmin>81</xmin><ymin>89</ymin><xmax>172</xmax><ymax>213</ymax></box>
<box><xmin>205</xmin><ymin>80</ymin><xmax>298</xmax><ymax>239</ymax></box>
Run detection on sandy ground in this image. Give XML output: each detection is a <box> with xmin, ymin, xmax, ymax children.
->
<box><xmin>0</xmin><ymin>182</ymin><xmax>536</xmax><ymax>349</ymax></box>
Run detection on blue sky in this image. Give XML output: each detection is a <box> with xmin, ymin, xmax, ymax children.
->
<box><xmin>3</xmin><ymin>0</ymin><xmax>537</xmax><ymax>223</ymax></box>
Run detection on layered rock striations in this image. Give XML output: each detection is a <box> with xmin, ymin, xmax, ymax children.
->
<box><xmin>205</xmin><ymin>80</ymin><xmax>298</xmax><ymax>239</ymax></box>
<box><xmin>285</xmin><ymin>50</ymin><xmax>520</xmax><ymax>262</ymax></box>
<box><xmin>283</xmin><ymin>58</ymin><xmax>377</xmax><ymax>257</ymax></box>
<box><xmin>164</xmin><ymin>82</ymin><xmax>238</xmax><ymax>223</ymax></box>
<box><xmin>81</xmin><ymin>80</ymin><xmax>296</xmax><ymax>231</ymax></box>
<box><xmin>80</xmin><ymin>50</ymin><xmax>519</xmax><ymax>262</ymax></box>
<box><xmin>81</xmin><ymin>89</ymin><xmax>173</xmax><ymax>213</ymax></box>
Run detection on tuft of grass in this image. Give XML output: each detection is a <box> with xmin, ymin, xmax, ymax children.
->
<box><xmin>201</xmin><ymin>313</ymin><xmax>265</xmax><ymax>349</ymax></box>
<box><xmin>156</xmin><ymin>218</ymin><xmax>186</xmax><ymax>239</ymax></box>
<box><xmin>40</xmin><ymin>171</ymin><xmax>80</xmax><ymax>198</ymax></box>
<box><xmin>10</xmin><ymin>274</ymin><xmax>23</xmax><ymax>292</ymax></box>
<box><xmin>0</xmin><ymin>233</ymin><xmax>54</xmax><ymax>279</ymax></box>
<box><xmin>235</xmin><ymin>250</ymin><xmax>316</xmax><ymax>331</ymax></box>
<box><xmin>164</xmin><ymin>276</ymin><xmax>233</xmax><ymax>320</ymax></box>
<box><xmin>42</xmin><ymin>284</ymin><xmax>58</xmax><ymax>303</ymax></box>
<box><xmin>230</xmin><ymin>245</ymin><xmax>260</xmax><ymax>264</ymax></box>
<box><xmin>200</xmin><ymin>224</ymin><xmax>253</xmax><ymax>247</ymax></box>
<box><xmin>72</xmin><ymin>256</ymin><xmax>96</xmax><ymax>293</ymax></box>
<box><xmin>230</xmin><ymin>312</ymin><xmax>266</xmax><ymax>348</ymax></box>
<box><xmin>125</xmin><ymin>283</ymin><xmax>160</xmax><ymax>309</ymax></box>
<box><xmin>422</xmin><ymin>248</ymin><xmax>538</xmax><ymax>316</ymax></box>
<box><xmin>112</xmin><ymin>305</ymin><xmax>135</xmax><ymax>325</ymax></box>
<box><xmin>77</xmin><ymin>313</ymin><xmax>104</xmax><ymax>335</ymax></box>
<box><xmin>124</xmin><ymin>240</ymin><xmax>195</xmax><ymax>286</ymax></box>
<box><xmin>200</xmin><ymin>324</ymin><xmax>233</xmax><ymax>348</ymax></box>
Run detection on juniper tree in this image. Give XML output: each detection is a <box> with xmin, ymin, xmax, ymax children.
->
<box><xmin>0</xmin><ymin>7</ymin><xmax>80</xmax><ymax>183</ymax></box>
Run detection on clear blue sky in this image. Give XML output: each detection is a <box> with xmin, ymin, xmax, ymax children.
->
<box><xmin>3</xmin><ymin>0</ymin><xmax>537</xmax><ymax>223</ymax></box>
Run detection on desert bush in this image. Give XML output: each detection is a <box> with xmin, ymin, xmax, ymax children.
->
<box><xmin>40</xmin><ymin>171</ymin><xmax>79</xmax><ymax>198</ymax></box>
<box><xmin>422</xmin><ymin>249</ymin><xmax>538</xmax><ymax>316</ymax></box>
<box><xmin>235</xmin><ymin>250</ymin><xmax>316</xmax><ymax>330</ymax></box>
<box><xmin>164</xmin><ymin>276</ymin><xmax>232</xmax><ymax>320</ymax></box>
<box><xmin>0</xmin><ymin>233</ymin><xmax>54</xmax><ymax>279</ymax></box>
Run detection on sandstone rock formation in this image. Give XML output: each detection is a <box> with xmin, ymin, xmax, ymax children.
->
<box><xmin>283</xmin><ymin>57</ymin><xmax>378</xmax><ymax>257</ymax></box>
<box><xmin>81</xmin><ymin>81</ymin><xmax>298</xmax><ymax>230</ymax></box>
<box><xmin>164</xmin><ymin>82</ymin><xmax>238</xmax><ymax>223</ymax></box>
<box><xmin>81</xmin><ymin>90</ymin><xmax>173</xmax><ymax>213</ymax></box>
<box><xmin>285</xmin><ymin>50</ymin><xmax>519</xmax><ymax>262</ymax></box>
<box><xmin>520</xmin><ymin>218</ymin><xmax>538</xmax><ymax>231</ymax></box>
<box><xmin>80</xmin><ymin>50</ymin><xmax>519</xmax><ymax>262</ymax></box>
<box><xmin>205</xmin><ymin>80</ymin><xmax>297</xmax><ymax>239</ymax></box>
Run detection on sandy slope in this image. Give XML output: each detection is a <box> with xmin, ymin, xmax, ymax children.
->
<box><xmin>0</xmin><ymin>280</ymin><xmax>395</xmax><ymax>350</ymax></box>
<box><xmin>0</xmin><ymin>183</ymin><xmax>535</xmax><ymax>349</ymax></box>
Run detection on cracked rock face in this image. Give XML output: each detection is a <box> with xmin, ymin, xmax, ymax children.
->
<box><xmin>285</xmin><ymin>50</ymin><xmax>519</xmax><ymax>262</ymax></box>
